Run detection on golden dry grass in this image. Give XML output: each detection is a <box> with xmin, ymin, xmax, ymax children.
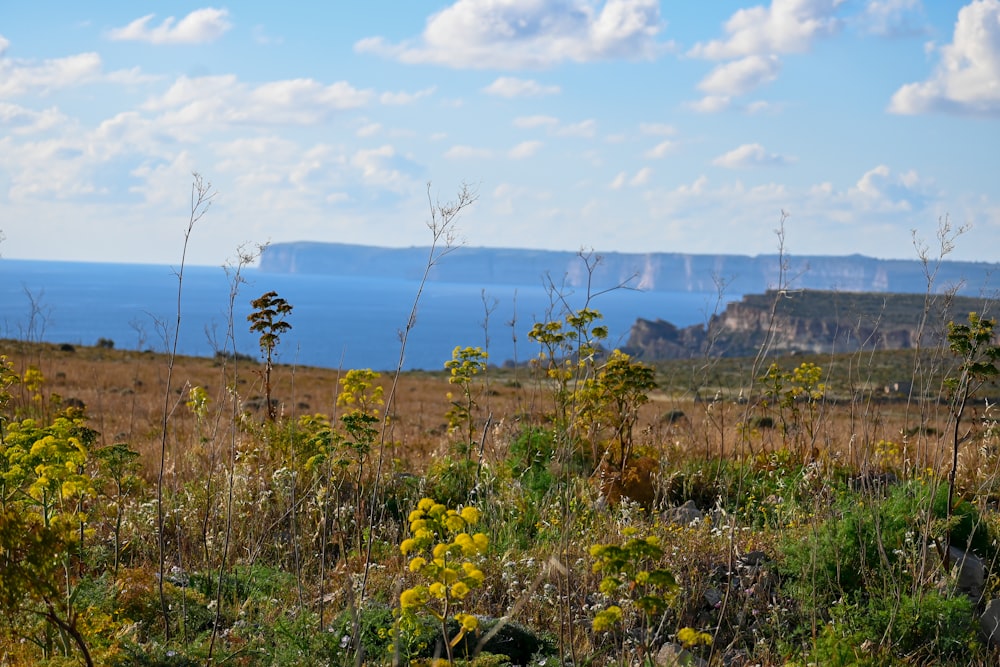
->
<box><xmin>0</xmin><ymin>338</ymin><xmax>976</xmax><ymax>490</ymax></box>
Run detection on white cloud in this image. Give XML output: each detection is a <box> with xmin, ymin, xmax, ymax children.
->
<box><xmin>143</xmin><ymin>75</ymin><xmax>373</xmax><ymax>131</ymax></box>
<box><xmin>698</xmin><ymin>55</ymin><xmax>781</xmax><ymax>96</ymax></box>
<box><xmin>712</xmin><ymin>143</ymin><xmax>793</xmax><ymax>168</ymax></box>
<box><xmin>351</xmin><ymin>145</ymin><xmax>415</xmax><ymax>191</ymax></box>
<box><xmin>688</xmin><ymin>95</ymin><xmax>732</xmax><ymax>113</ymax></box>
<box><xmin>888</xmin><ymin>0</ymin><xmax>1000</xmax><ymax>116</ymax></box>
<box><xmin>380</xmin><ymin>87</ymin><xmax>436</xmax><ymax>105</ymax></box>
<box><xmin>107</xmin><ymin>8</ymin><xmax>231</xmax><ymax>44</ymax></box>
<box><xmin>747</xmin><ymin>100</ymin><xmax>781</xmax><ymax>113</ymax></box>
<box><xmin>609</xmin><ymin>167</ymin><xmax>650</xmax><ymax>189</ymax></box>
<box><xmin>847</xmin><ymin>164</ymin><xmax>932</xmax><ymax>211</ymax></box>
<box><xmin>860</xmin><ymin>0</ymin><xmax>927</xmax><ymax>37</ymax></box>
<box><xmin>0</xmin><ymin>103</ymin><xmax>66</xmax><ymax>134</ymax></box>
<box><xmin>513</xmin><ymin>115</ymin><xmax>559</xmax><ymax>128</ymax></box>
<box><xmin>0</xmin><ymin>136</ymin><xmax>97</xmax><ymax>201</ymax></box>
<box><xmin>644</xmin><ymin>140</ymin><xmax>675</xmax><ymax>158</ymax></box>
<box><xmin>686</xmin><ymin>0</ymin><xmax>844</xmax><ymax>105</ymax></box>
<box><xmin>636</xmin><ymin>164</ymin><xmax>943</xmax><ymax>258</ymax></box>
<box><xmin>355</xmin><ymin>0</ymin><xmax>668</xmax><ymax>69</ymax></box>
<box><xmin>357</xmin><ymin>122</ymin><xmax>381</xmax><ymax>137</ymax></box>
<box><xmin>483</xmin><ymin>77</ymin><xmax>561</xmax><ymax>98</ymax></box>
<box><xmin>509</xmin><ymin>140</ymin><xmax>543</xmax><ymax>158</ymax></box>
<box><xmin>554</xmin><ymin>119</ymin><xmax>597</xmax><ymax>137</ymax></box>
<box><xmin>630</xmin><ymin>167</ymin><xmax>652</xmax><ymax>185</ymax></box>
<box><xmin>0</xmin><ymin>51</ymin><xmax>103</xmax><ymax>97</ymax></box>
<box><xmin>252</xmin><ymin>25</ymin><xmax>284</xmax><ymax>46</ymax></box>
<box><xmin>639</xmin><ymin>122</ymin><xmax>676</xmax><ymax>136</ymax></box>
<box><xmin>444</xmin><ymin>145</ymin><xmax>494</xmax><ymax>159</ymax></box>
<box><xmin>690</xmin><ymin>0</ymin><xmax>845</xmax><ymax>60</ymax></box>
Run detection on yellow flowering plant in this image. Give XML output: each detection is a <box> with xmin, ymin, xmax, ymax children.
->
<box><xmin>590</xmin><ymin>533</ymin><xmax>678</xmax><ymax>659</ymax></box>
<box><xmin>398</xmin><ymin>498</ymin><xmax>489</xmax><ymax>663</ymax></box>
<box><xmin>443</xmin><ymin>346</ymin><xmax>487</xmax><ymax>449</ymax></box>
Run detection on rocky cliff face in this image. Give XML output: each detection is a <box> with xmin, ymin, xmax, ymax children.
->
<box><xmin>625</xmin><ymin>290</ymin><xmax>993</xmax><ymax>360</ymax></box>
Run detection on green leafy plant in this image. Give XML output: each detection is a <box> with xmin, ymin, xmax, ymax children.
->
<box><xmin>944</xmin><ymin>312</ymin><xmax>1000</xmax><ymax>562</ymax></box>
<box><xmin>336</xmin><ymin>368</ymin><xmax>384</xmax><ymax>552</ymax></box>
<box><xmin>445</xmin><ymin>345</ymin><xmax>488</xmax><ymax>454</ymax></box>
<box><xmin>528</xmin><ymin>308</ymin><xmax>607</xmax><ymax>430</ymax></box>
<box><xmin>590</xmin><ymin>531</ymin><xmax>679</xmax><ymax>661</ymax></box>
<box><xmin>757</xmin><ymin>361</ymin><xmax>827</xmax><ymax>458</ymax></box>
<box><xmin>92</xmin><ymin>442</ymin><xmax>143</xmax><ymax>580</ymax></box>
<box><xmin>248</xmin><ymin>290</ymin><xmax>294</xmax><ymax>421</ymax></box>
<box><xmin>577</xmin><ymin>349</ymin><xmax>657</xmax><ymax>470</ymax></box>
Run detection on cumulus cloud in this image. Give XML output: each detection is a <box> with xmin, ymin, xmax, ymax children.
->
<box><xmin>888</xmin><ymin>0</ymin><xmax>1000</xmax><ymax>116</ymax></box>
<box><xmin>554</xmin><ymin>119</ymin><xmax>597</xmax><ymax>137</ymax></box>
<box><xmin>142</xmin><ymin>75</ymin><xmax>373</xmax><ymax>130</ymax></box>
<box><xmin>687</xmin><ymin>1</ymin><xmax>845</xmax><ymax>102</ymax></box>
<box><xmin>380</xmin><ymin>87</ymin><xmax>436</xmax><ymax>105</ymax></box>
<box><xmin>0</xmin><ymin>103</ymin><xmax>67</xmax><ymax>135</ymax></box>
<box><xmin>630</xmin><ymin>166</ymin><xmax>652</xmax><ymax>185</ymax></box>
<box><xmin>859</xmin><ymin>0</ymin><xmax>927</xmax><ymax>37</ymax></box>
<box><xmin>355</xmin><ymin>0</ymin><xmax>668</xmax><ymax>69</ymax></box>
<box><xmin>609</xmin><ymin>167</ymin><xmax>650</xmax><ymax>189</ymax></box>
<box><xmin>635</xmin><ymin>163</ymin><xmax>943</xmax><ymax>258</ymax></box>
<box><xmin>357</xmin><ymin>122</ymin><xmax>381</xmax><ymax>137</ymax></box>
<box><xmin>688</xmin><ymin>95</ymin><xmax>732</xmax><ymax>113</ymax></box>
<box><xmin>690</xmin><ymin>0</ymin><xmax>845</xmax><ymax>60</ymax></box>
<box><xmin>644</xmin><ymin>140</ymin><xmax>675</xmax><ymax>158</ymax></box>
<box><xmin>509</xmin><ymin>140</ymin><xmax>543</xmax><ymax>158</ymax></box>
<box><xmin>108</xmin><ymin>7</ymin><xmax>231</xmax><ymax>44</ymax></box>
<box><xmin>712</xmin><ymin>143</ymin><xmax>794</xmax><ymax>168</ymax></box>
<box><xmin>0</xmin><ymin>51</ymin><xmax>103</xmax><ymax>97</ymax></box>
<box><xmin>483</xmin><ymin>77</ymin><xmax>561</xmax><ymax>97</ymax></box>
<box><xmin>698</xmin><ymin>54</ymin><xmax>781</xmax><ymax>96</ymax></box>
<box><xmin>350</xmin><ymin>145</ymin><xmax>419</xmax><ymax>191</ymax></box>
<box><xmin>848</xmin><ymin>164</ymin><xmax>932</xmax><ymax>210</ymax></box>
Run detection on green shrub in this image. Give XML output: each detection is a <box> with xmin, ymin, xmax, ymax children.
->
<box><xmin>810</xmin><ymin>591</ymin><xmax>975</xmax><ymax>665</ymax></box>
<box><xmin>425</xmin><ymin>455</ymin><xmax>479</xmax><ymax>507</ymax></box>
<box><xmin>506</xmin><ymin>427</ymin><xmax>555</xmax><ymax>499</ymax></box>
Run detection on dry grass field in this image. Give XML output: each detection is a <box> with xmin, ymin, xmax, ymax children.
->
<box><xmin>3</xmin><ymin>333</ymin><xmax>1000</xmax><ymax>666</ymax></box>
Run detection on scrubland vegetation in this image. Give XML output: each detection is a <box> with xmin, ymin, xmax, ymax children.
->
<box><xmin>4</xmin><ymin>191</ymin><xmax>1000</xmax><ymax>666</ymax></box>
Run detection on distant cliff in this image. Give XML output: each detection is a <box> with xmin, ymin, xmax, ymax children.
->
<box><xmin>624</xmin><ymin>290</ymin><xmax>1000</xmax><ymax>360</ymax></box>
<box><xmin>260</xmin><ymin>242</ymin><xmax>999</xmax><ymax>295</ymax></box>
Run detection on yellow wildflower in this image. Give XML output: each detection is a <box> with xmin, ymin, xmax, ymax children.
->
<box><xmin>450</xmin><ymin>582</ymin><xmax>470</xmax><ymax>599</ymax></box>
<box><xmin>460</xmin><ymin>506</ymin><xmax>481</xmax><ymax>525</ymax></box>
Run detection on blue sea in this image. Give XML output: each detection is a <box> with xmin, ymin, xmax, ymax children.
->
<box><xmin>0</xmin><ymin>259</ymin><xmax>723</xmax><ymax>371</ymax></box>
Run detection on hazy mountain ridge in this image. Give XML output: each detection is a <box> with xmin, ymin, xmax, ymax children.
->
<box><xmin>260</xmin><ymin>242</ymin><xmax>999</xmax><ymax>295</ymax></box>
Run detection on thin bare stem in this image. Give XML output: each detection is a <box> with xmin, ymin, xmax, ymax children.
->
<box><xmin>157</xmin><ymin>173</ymin><xmax>215</xmax><ymax>641</ymax></box>
<box><xmin>358</xmin><ymin>182</ymin><xmax>477</xmax><ymax>607</ymax></box>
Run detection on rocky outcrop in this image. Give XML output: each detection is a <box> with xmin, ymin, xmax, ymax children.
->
<box><xmin>625</xmin><ymin>289</ymin><xmax>999</xmax><ymax>361</ymax></box>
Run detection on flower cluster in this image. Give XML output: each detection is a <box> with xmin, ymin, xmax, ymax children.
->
<box><xmin>398</xmin><ymin>498</ymin><xmax>489</xmax><ymax>655</ymax></box>
<box><xmin>589</xmin><ymin>533</ymin><xmax>677</xmax><ymax>654</ymax></box>
<box><xmin>677</xmin><ymin>626</ymin><xmax>713</xmax><ymax>648</ymax></box>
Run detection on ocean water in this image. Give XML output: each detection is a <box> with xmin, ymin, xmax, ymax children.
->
<box><xmin>0</xmin><ymin>259</ymin><xmax>724</xmax><ymax>371</ymax></box>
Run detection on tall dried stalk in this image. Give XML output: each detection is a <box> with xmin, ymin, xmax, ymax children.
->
<box><xmin>358</xmin><ymin>182</ymin><xmax>477</xmax><ymax>606</ymax></box>
<box><xmin>156</xmin><ymin>173</ymin><xmax>215</xmax><ymax>641</ymax></box>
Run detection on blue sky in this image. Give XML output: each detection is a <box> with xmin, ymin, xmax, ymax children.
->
<box><xmin>1</xmin><ymin>1</ymin><xmax>999</xmax><ymax>265</ymax></box>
